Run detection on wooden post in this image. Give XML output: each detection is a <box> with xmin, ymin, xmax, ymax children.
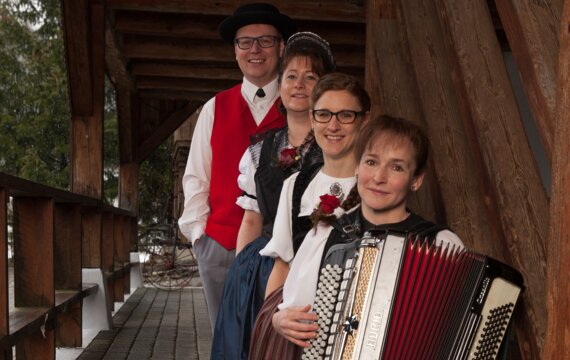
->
<box><xmin>102</xmin><ymin>212</ymin><xmax>115</xmax><ymax>311</ymax></box>
<box><xmin>81</xmin><ymin>209</ymin><xmax>102</xmax><ymax>268</ymax></box>
<box><xmin>365</xmin><ymin>0</ymin><xmax>445</xmax><ymax>224</ymax></box>
<box><xmin>435</xmin><ymin>0</ymin><xmax>550</xmax><ymax>357</ymax></box>
<box><xmin>54</xmin><ymin>204</ymin><xmax>82</xmax><ymax>347</ymax></box>
<box><xmin>113</xmin><ymin>215</ymin><xmax>126</xmax><ymax>302</ymax></box>
<box><xmin>543</xmin><ymin>1</ymin><xmax>570</xmax><ymax>358</ymax></box>
<box><xmin>13</xmin><ymin>198</ymin><xmax>55</xmax><ymax>359</ymax></box>
<box><xmin>67</xmin><ymin>1</ymin><xmax>105</xmax><ymax>199</ymax></box>
<box><xmin>119</xmin><ymin>163</ymin><xmax>139</xmax><ymax>214</ymax></box>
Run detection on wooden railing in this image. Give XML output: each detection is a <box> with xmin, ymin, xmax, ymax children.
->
<box><xmin>0</xmin><ymin>172</ymin><xmax>136</xmax><ymax>359</ymax></box>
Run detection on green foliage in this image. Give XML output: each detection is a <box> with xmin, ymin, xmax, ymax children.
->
<box><xmin>0</xmin><ymin>0</ymin><xmax>175</xmax><ymax>232</ymax></box>
<box><xmin>0</xmin><ymin>0</ymin><xmax>70</xmax><ymax>188</ymax></box>
<box><xmin>139</xmin><ymin>139</ymin><xmax>174</xmax><ymax>226</ymax></box>
<box><xmin>103</xmin><ymin>78</ymin><xmax>119</xmax><ymax>205</ymax></box>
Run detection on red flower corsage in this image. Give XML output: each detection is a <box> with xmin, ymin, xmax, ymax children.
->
<box><xmin>318</xmin><ymin>194</ymin><xmax>341</xmax><ymax>214</ymax></box>
<box><xmin>278</xmin><ymin>147</ymin><xmax>299</xmax><ymax>169</ymax></box>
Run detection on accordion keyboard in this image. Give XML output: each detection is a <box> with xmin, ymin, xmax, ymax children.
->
<box><xmin>467</xmin><ymin>277</ymin><xmax>522</xmax><ymax>360</ymax></box>
<box><xmin>303</xmin><ymin>261</ymin><xmax>352</xmax><ymax>360</ymax></box>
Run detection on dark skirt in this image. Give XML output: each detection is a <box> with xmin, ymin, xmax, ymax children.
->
<box><xmin>211</xmin><ymin>236</ymin><xmax>275</xmax><ymax>360</ymax></box>
<box><xmin>249</xmin><ymin>287</ymin><xmax>302</xmax><ymax>360</ymax></box>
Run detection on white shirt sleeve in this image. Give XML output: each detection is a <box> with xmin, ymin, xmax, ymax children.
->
<box><xmin>236</xmin><ymin>147</ymin><xmax>260</xmax><ymax>212</ymax></box>
<box><xmin>435</xmin><ymin>229</ymin><xmax>465</xmax><ymax>250</ymax></box>
<box><xmin>279</xmin><ymin>224</ymin><xmax>333</xmax><ymax>310</ymax></box>
<box><xmin>177</xmin><ymin>97</ymin><xmax>215</xmax><ymax>245</ymax></box>
<box><xmin>259</xmin><ymin>172</ymin><xmax>299</xmax><ymax>262</ymax></box>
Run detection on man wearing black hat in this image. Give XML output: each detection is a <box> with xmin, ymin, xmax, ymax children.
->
<box><xmin>178</xmin><ymin>3</ymin><xmax>296</xmax><ymax>330</ymax></box>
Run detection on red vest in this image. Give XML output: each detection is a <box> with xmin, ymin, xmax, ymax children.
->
<box><xmin>206</xmin><ymin>84</ymin><xmax>285</xmax><ymax>250</ymax></box>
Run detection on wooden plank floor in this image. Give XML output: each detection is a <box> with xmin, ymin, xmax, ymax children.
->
<box><xmin>77</xmin><ymin>287</ymin><xmax>212</xmax><ymax>360</ymax></box>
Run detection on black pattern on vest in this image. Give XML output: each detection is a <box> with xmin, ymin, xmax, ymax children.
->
<box><xmin>291</xmin><ymin>159</ymin><xmax>324</xmax><ymax>255</ymax></box>
<box><xmin>322</xmin><ymin>210</ymin><xmax>448</xmax><ymax>265</ymax></box>
<box><xmin>254</xmin><ymin>130</ymin><xmax>288</xmax><ymax>236</ymax></box>
<box><xmin>253</xmin><ymin>129</ymin><xmax>323</xmax><ymax>237</ymax></box>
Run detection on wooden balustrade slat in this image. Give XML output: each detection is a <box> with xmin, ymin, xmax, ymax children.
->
<box><xmin>0</xmin><ymin>189</ymin><xmax>7</xmax><ymax>339</ymax></box>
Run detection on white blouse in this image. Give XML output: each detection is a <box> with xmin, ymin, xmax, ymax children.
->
<box><xmin>259</xmin><ymin>170</ymin><xmax>357</xmax><ymax>263</ymax></box>
<box><xmin>235</xmin><ymin>147</ymin><xmax>261</xmax><ymax>213</ymax></box>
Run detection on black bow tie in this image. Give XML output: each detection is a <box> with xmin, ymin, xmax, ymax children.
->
<box><xmin>256</xmin><ymin>88</ymin><xmax>266</xmax><ymax>98</ymax></box>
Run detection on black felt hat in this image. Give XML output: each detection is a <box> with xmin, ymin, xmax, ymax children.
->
<box><xmin>218</xmin><ymin>3</ymin><xmax>296</xmax><ymax>44</ymax></box>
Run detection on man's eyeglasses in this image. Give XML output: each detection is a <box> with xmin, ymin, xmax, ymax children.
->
<box><xmin>234</xmin><ymin>36</ymin><xmax>280</xmax><ymax>50</ymax></box>
<box><xmin>312</xmin><ymin>109</ymin><xmax>364</xmax><ymax>124</ymax></box>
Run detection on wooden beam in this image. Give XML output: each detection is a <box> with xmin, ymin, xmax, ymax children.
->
<box><xmin>435</xmin><ymin>0</ymin><xmax>549</xmax><ymax>357</ymax></box>
<box><xmin>295</xmin><ymin>20</ymin><xmax>366</xmax><ymax>46</ymax></box>
<box><xmin>117</xmin><ymin>88</ymin><xmax>136</xmax><ymax>164</ymax></box>
<box><xmin>131</xmin><ymin>63</ymin><xmax>243</xmax><ymax>81</ymax></box>
<box><xmin>136</xmin><ymin>101</ymin><xmax>201</xmax><ymax>162</ymax></box>
<box><xmin>113</xmin><ymin>10</ymin><xmax>366</xmax><ymax>46</ymax></box>
<box><xmin>106</xmin><ymin>0</ymin><xmax>366</xmax><ymax>23</ymax></box>
<box><xmin>122</xmin><ymin>35</ymin><xmax>365</xmax><ymax>68</ymax></box>
<box><xmin>495</xmin><ymin>0</ymin><xmax>563</xmax><ymax>162</ymax></box>
<box><xmin>135</xmin><ymin>76</ymin><xmax>239</xmax><ymax>93</ymax></box>
<box><xmin>123</xmin><ymin>35</ymin><xmax>233</xmax><ymax>61</ymax></box>
<box><xmin>62</xmin><ymin>0</ymin><xmax>92</xmax><ymax>116</ymax></box>
<box><xmin>106</xmin><ymin>16</ymin><xmax>135</xmax><ymax>91</ymax></box>
<box><xmin>130</xmin><ymin>62</ymin><xmax>363</xmax><ymax>84</ymax></box>
<box><xmin>137</xmin><ymin>89</ymin><xmax>214</xmax><ymax>102</ymax></box>
<box><xmin>543</xmin><ymin>1</ymin><xmax>570</xmax><ymax>358</ymax></box>
<box><xmin>365</xmin><ymin>0</ymin><xmax>444</xmax><ymax>223</ymax></box>
<box><xmin>400</xmin><ymin>0</ymin><xmax>508</xmax><ymax>259</ymax></box>
<box><xmin>114</xmin><ymin>10</ymin><xmax>222</xmax><ymax>39</ymax></box>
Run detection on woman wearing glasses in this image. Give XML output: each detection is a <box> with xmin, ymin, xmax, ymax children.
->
<box><xmin>249</xmin><ymin>73</ymin><xmax>370</xmax><ymax>359</ymax></box>
<box><xmin>211</xmin><ymin>32</ymin><xmax>336</xmax><ymax>360</ymax></box>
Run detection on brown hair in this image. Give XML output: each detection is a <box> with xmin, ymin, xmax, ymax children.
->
<box><xmin>279</xmin><ymin>32</ymin><xmax>335</xmax><ymax>82</ymax></box>
<box><xmin>278</xmin><ymin>32</ymin><xmax>336</xmax><ymax>114</ymax></box>
<box><xmin>354</xmin><ymin>114</ymin><xmax>429</xmax><ymax>176</ymax></box>
<box><xmin>311</xmin><ymin>115</ymin><xmax>429</xmax><ymax>228</ymax></box>
<box><xmin>310</xmin><ymin>73</ymin><xmax>371</xmax><ymax>112</ymax></box>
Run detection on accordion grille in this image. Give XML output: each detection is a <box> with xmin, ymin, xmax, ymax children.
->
<box><xmin>342</xmin><ymin>246</ymin><xmax>379</xmax><ymax>359</ymax></box>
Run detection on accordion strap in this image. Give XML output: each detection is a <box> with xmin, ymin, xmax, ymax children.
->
<box><xmin>330</xmin><ymin>213</ymin><xmax>361</xmax><ymax>242</ymax></box>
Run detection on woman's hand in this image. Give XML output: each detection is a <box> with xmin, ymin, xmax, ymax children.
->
<box><xmin>272</xmin><ymin>305</ymin><xmax>319</xmax><ymax>348</ymax></box>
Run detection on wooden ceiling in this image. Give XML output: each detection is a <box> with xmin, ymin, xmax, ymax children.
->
<box><xmin>102</xmin><ymin>1</ymin><xmax>367</xmax><ymax>162</ymax></box>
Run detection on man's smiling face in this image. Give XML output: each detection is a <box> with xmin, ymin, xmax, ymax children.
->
<box><xmin>234</xmin><ymin>24</ymin><xmax>284</xmax><ymax>87</ymax></box>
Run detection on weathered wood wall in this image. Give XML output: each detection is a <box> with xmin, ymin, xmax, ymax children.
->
<box><xmin>544</xmin><ymin>1</ymin><xmax>570</xmax><ymax>358</ymax></box>
<box><xmin>365</xmin><ymin>0</ymin><xmax>564</xmax><ymax>358</ymax></box>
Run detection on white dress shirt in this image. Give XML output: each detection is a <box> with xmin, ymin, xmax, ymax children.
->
<box><xmin>178</xmin><ymin>77</ymin><xmax>280</xmax><ymax>245</ymax></box>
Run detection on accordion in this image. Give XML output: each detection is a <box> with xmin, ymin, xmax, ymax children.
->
<box><xmin>302</xmin><ymin>231</ymin><xmax>524</xmax><ymax>360</ymax></box>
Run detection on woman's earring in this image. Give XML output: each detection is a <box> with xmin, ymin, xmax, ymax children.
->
<box><xmin>411</xmin><ymin>185</ymin><xmax>416</xmax><ymax>191</ymax></box>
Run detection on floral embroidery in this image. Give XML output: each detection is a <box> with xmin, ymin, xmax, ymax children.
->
<box><xmin>278</xmin><ymin>147</ymin><xmax>299</xmax><ymax>169</ymax></box>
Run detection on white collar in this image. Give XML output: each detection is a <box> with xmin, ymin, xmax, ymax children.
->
<box><xmin>242</xmin><ymin>77</ymin><xmax>279</xmax><ymax>103</ymax></box>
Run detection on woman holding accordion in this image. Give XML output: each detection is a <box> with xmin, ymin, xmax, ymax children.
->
<box><xmin>266</xmin><ymin>115</ymin><xmax>465</xmax><ymax>356</ymax></box>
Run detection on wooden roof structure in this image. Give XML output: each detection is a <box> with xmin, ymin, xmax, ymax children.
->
<box><xmin>60</xmin><ymin>0</ymin><xmax>569</xmax><ymax>359</ymax></box>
